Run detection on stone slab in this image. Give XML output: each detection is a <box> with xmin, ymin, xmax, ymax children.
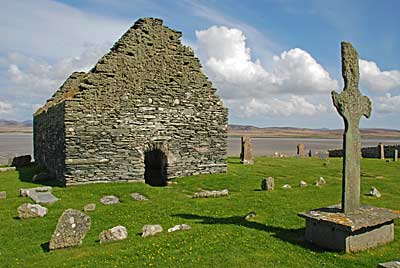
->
<box><xmin>29</xmin><ymin>191</ymin><xmax>59</xmax><ymax>204</ymax></box>
<box><xmin>298</xmin><ymin>205</ymin><xmax>400</xmax><ymax>252</ymax></box>
<box><xmin>379</xmin><ymin>261</ymin><xmax>400</xmax><ymax>268</ymax></box>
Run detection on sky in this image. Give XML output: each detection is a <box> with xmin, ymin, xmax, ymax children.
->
<box><xmin>0</xmin><ymin>0</ymin><xmax>399</xmax><ymax>129</ymax></box>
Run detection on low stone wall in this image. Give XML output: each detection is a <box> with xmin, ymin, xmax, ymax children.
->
<box><xmin>328</xmin><ymin>144</ymin><xmax>399</xmax><ymax>158</ymax></box>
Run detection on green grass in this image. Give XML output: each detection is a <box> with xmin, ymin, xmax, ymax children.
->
<box><xmin>0</xmin><ymin>157</ymin><xmax>399</xmax><ymax>268</ymax></box>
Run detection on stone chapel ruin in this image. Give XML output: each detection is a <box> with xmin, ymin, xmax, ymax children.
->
<box><xmin>34</xmin><ymin>18</ymin><xmax>228</xmax><ymax>186</ymax></box>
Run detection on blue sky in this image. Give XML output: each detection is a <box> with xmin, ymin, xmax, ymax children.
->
<box><xmin>0</xmin><ymin>0</ymin><xmax>399</xmax><ymax>128</ymax></box>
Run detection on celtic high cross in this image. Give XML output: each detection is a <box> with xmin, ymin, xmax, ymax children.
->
<box><xmin>331</xmin><ymin>42</ymin><xmax>372</xmax><ymax>214</ymax></box>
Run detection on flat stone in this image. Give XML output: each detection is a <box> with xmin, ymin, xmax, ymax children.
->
<box><xmin>0</xmin><ymin>167</ymin><xmax>16</xmax><ymax>172</ymax></box>
<box><xmin>379</xmin><ymin>261</ymin><xmax>400</xmax><ymax>268</ymax></box>
<box><xmin>369</xmin><ymin>186</ymin><xmax>381</xmax><ymax>198</ymax></box>
<box><xmin>100</xmin><ymin>195</ymin><xmax>120</xmax><ymax>205</ymax></box>
<box><xmin>192</xmin><ymin>189</ymin><xmax>229</xmax><ymax>198</ymax></box>
<box><xmin>49</xmin><ymin>209</ymin><xmax>91</xmax><ymax>250</ymax></box>
<box><xmin>18</xmin><ymin>203</ymin><xmax>48</xmax><ymax>218</ymax></box>
<box><xmin>99</xmin><ymin>226</ymin><xmax>128</xmax><ymax>243</ymax></box>
<box><xmin>20</xmin><ymin>186</ymin><xmax>52</xmax><ymax>197</ymax></box>
<box><xmin>0</xmin><ymin>191</ymin><xmax>6</xmax><ymax>199</ymax></box>
<box><xmin>29</xmin><ymin>191</ymin><xmax>59</xmax><ymax>204</ymax></box>
<box><xmin>142</xmin><ymin>224</ymin><xmax>163</xmax><ymax>237</ymax></box>
<box><xmin>130</xmin><ymin>192</ymin><xmax>148</xmax><ymax>201</ymax></box>
<box><xmin>168</xmin><ymin>224</ymin><xmax>191</xmax><ymax>233</ymax></box>
<box><xmin>299</xmin><ymin>181</ymin><xmax>308</xmax><ymax>187</ymax></box>
<box><xmin>261</xmin><ymin>177</ymin><xmax>274</xmax><ymax>191</ymax></box>
<box><xmin>282</xmin><ymin>184</ymin><xmax>292</xmax><ymax>189</ymax></box>
<box><xmin>83</xmin><ymin>203</ymin><xmax>96</xmax><ymax>212</ymax></box>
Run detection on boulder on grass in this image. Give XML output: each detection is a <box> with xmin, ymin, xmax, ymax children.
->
<box><xmin>99</xmin><ymin>226</ymin><xmax>128</xmax><ymax>243</ymax></box>
<box><xmin>49</xmin><ymin>209</ymin><xmax>91</xmax><ymax>250</ymax></box>
<box><xmin>142</xmin><ymin>224</ymin><xmax>163</xmax><ymax>237</ymax></box>
<box><xmin>100</xmin><ymin>195</ymin><xmax>120</xmax><ymax>205</ymax></box>
<box><xmin>18</xmin><ymin>203</ymin><xmax>48</xmax><ymax>218</ymax></box>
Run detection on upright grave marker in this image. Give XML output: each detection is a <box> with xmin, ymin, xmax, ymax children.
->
<box><xmin>298</xmin><ymin>42</ymin><xmax>400</xmax><ymax>253</ymax></box>
<box><xmin>240</xmin><ymin>136</ymin><xmax>254</xmax><ymax>164</ymax></box>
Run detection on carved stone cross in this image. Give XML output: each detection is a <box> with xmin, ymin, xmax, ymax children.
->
<box><xmin>331</xmin><ymin>42</ymin><xmax>372</xmax><ymax>214</ymax></box>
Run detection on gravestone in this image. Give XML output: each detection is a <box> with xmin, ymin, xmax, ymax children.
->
<box><xmin>298</xmin><ymin>42</ymin><xmax>400</xmax><ymax>253</ymax></box>
<box><xmin>99</xmin><ymin>226</ymin><xmax>128</xmax><ymax>243</ymax></box>
<box><xmin>18</xmin><ymin>203</ymin><xmax>48</xmax><ymax>218</ymax></box>
<box><xmin>20</xmin><ymin>186</ymin><xmax>58</xmax><ymax>204</ymax></box>
<box><xmin>240</xmin><ymin>136</ymin><xmax>254</xmax><ymax>164</ymax></box>
<box><xmin>261</xmin><ymin>177</ymin><xmax>274</xmax><ymax>191</ymax></box>
<box><xmin>297</xmin><ymin>144</ymin><xmax>305</xmax><ymax>157</ymax></box>
<box><xmin>379</xmin><ymin>143</ymin><xmax>385</xmax><ymax>160</ymax></box>
<box><xmin>393</xmin><ymin>149</ymin><xmax>398</xmax><ymax>162</ymax></box>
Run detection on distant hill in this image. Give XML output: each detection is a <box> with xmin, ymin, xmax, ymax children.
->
<box><xmin>228</xmin><ymin>125</ymin><xmax>400</xmax><ymax>139</ymax></box>
<box><xmin>0</xmin><ymin>119</ymin><xmax>32</xmax><ymax>133</ymax></box>
<box><xmin>1</xmin><ymin>120</ymin><xmax>399</xmax><ymax>139</ymax></box>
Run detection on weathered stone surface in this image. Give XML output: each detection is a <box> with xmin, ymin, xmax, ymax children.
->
<box><xmin>299</xmin><ymin>181</ymin><xmax>308</xmax><ymax>187</ymax></box>
<box><xmin>331</xmin><ymin>42</ymin><xmax>372</xmax><ymax>213</ymax></box>
<box><xmin>18</xmin><ymin>203</ymin><xmax>48</xmax><ymax>218</ymax></box>
<box><xmin>297</xmin><ymin>144</ymin><xmax>305</xmax><ymax>157</ymax></box>
<box><xmin>32</xmin><ymin>172</ymin><xmax>52</xmax><ymax>182</ymax></box>
<box><xmin>20</xmin><ymin>186</ymin><xmax>52</xmax><ymax>197</ymax></box>
<box><xmin>369</xmin><ymin>186</ymin><xmax>381</xmax><ymax>198</ymax></box>
<box><xmin>20</xmin><ymin>186</ymin><xmax>59</xmax><ymax>204</ymax></box>
<box><xmin>379</xmin><ymin>261</ymin><xmax>400</xmax><ymax>268</ymax></box>
<box><xmin>0</xmin><ymin>191</ymin><xmax>6</xmax><ymax>199</ymax></box>
<box><xmin>244</xmin><ymin>211</ymin><xmax>257</xmax><ymax>220</ymax></box>
<box><xmin>394</xmin><ymin>149</ymin><xmax>398</xmax><ymax>162</ymax></box>
<box><xmin>83</xmin><ymin>203</ymin><xmax>96</xmax><ymax>212</ymax></box>
<box><xmin>282</xmin><ymin>184</ymin><xmax>292</xmax><ymax>189</ymax></box>
<box><xmin>130</xmin><ymin>192</ymin><xmax>148</xmax><ymax>201</ymax></box>
<box><xmin>99</xmin><ymin>226</ymin><xmax>128</xmax><ymax>243</ymax></box>
<box><xmin>0</xmin><ymin>166</ymin><xmax>16</xmax><ymax>172</ymax></box>
<box><xmin>315</xmin><ymin>177</ymin><xmax>326</xmax><ymax>186</ymax></box>
<box><xmin>34</xmin><ymin>18</ymin><xmax>228</xmax><ymax>186</ymax></box>
<box><xmin>142</xmin><ymin>224</ymin><xmax>163</xmax><ymax>237</ymax></box>
<box><xmin>379</xmin><ymin>143</ymin><xmax>385</xmax><ymax>160</ymax></box>
<box><xmin>240</xmin><ymin>136</ymin><xmax>254</xmax><ymax>164</ymax></box>
<box><xmin>261</xmin><ymin>177</ymin><xmax>274</xmax><ymax>191</ymax></box>
<box><xmin>192</xmin><ymin>189</ymin><xmax>229</xmax><ymax>198</ymax></box>
<box><xmin>100</xmin><ymin>195</ymin><xmax>120</xmax><ymax>205</ymax></box>
<box><xmin>11</xmin><ymin>155</ymin><xmax>31</xmax><ymax>167</ymax></box>
<box><xmin>167</xmin><ymin>224</ymin><xmax>191</xmax><ymax>233</ymax></box>
<box><xmin>49</xmin><ymin>209</ymin><xmax>91</xmax><ymax>250</ymax></box>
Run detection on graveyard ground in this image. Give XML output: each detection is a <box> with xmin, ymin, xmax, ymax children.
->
<box><xmin>0</xmin><ymin>157</ymin><xmax>399</xmax><ymax>268</ymax></box>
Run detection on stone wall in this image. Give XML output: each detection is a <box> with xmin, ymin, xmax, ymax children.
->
<box><xmin>328</xmin><ymin>144</ymin><xmax>399</xmax><ymax>158</ymax></box>
<box><xmin>33</xmin><ymin>102</ymin><xmax>65</xmax><ymax>183</ymax></box>
<box><xmin>34</xmin><ymin>18</ymin><xmax>228</xmax><ymax>186</ymax></box>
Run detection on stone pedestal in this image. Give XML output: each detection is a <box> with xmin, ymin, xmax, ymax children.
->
<box><xmin>298</xmin><ymin>205</ymin><xmax>400</xmax><ymax>252</ymax></box>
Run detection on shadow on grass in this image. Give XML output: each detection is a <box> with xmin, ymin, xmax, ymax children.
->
<box><xmin>17</xmin><ymin>163</ymin><xmax>62</xmax><ymax>187</ymax></box>
<box><xmin>40</xmin><ymin>242</ymin><xmax>50</xmax><ymax>252</ymax></box>
<box><xmin>173</xmin><ymin>213</ymin><xmax>327</xmax><ymax>253</ymax></box>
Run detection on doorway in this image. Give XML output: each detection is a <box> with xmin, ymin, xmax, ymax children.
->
<box><xmin>144</xmin><ymin>149</ymin><xmax>167</xmax><ymax>186</ymax></box>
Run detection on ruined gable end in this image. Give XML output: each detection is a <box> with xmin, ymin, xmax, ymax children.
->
<box><xmin>34</xmin><ymin>17</ymin><xmax>228</xmax><ymax>186</ymax></box>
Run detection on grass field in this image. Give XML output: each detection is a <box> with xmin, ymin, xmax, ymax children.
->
<box><xmin>0</xmin><ymin>157</ymin><xmax>399</xmax><ymax>268</ymax></box>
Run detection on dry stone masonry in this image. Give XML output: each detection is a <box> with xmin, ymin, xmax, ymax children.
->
<box><xmin>34</xmin><ymin>18</ymin><xmax>228</xmax><ymax>186</ymax></box>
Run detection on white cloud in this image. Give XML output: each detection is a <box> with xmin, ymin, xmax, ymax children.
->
<box><xmin>375</xmin><ymin>93</ymin><xmax>400</xmax><ymax>114</ymax></box>
<box><xmin>0</xmin><ymin>101</ymin><xmax>12</xmax><ymax>115</ymax></box>
<box><xmin>195</xmin><ymin>26</ymin><xmax>337</xmax><ymax>118</ymax></box>
<box><xmin>359</xmin><ymin>59</ymin><xmax>400</xmax><ymax>91</ymax></box>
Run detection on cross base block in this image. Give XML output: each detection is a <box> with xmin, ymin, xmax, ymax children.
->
<box><xmin>298</xmin><ymin>205</ymin><xmax>400</xmax><ymax>252</ymax></box>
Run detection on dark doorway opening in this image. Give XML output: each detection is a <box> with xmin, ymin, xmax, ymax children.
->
<box><xmin>144</xmin><ymin>149</ymin><xmax>167</xmax><ymax>186</ymax></box>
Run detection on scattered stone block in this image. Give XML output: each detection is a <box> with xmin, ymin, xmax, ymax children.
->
<box><xmin>49</xmin><ymin>209</ymin><xmax>91</xmax><ymax>250</ymax></box>
<box><xmin>20</xmin><ymin>186</ymin><xmax>52</xmax><ymax>197</ymax></box>
<box><xmin>0</xmin><ymin>167</ymin><xmax>16</xmax><ymax>172</ymax></box>
<box><xmin>142</xmin><ymin>224</ymin><xmax>163</xmax><ymax>237</ymax></box>
<box><xmin>315</xmin><ymin>177</ymin><xmax>326</xmax><ymax>186</ymax></box>
<box><xmin>261</xmin><ymin>177</ymin><xmax>274</xmax><ymax>191</ymax></box>
<box><xmin>11</xmin><ymin>155</ymin><xmax>31</xmax><ymax>167</ymax></box>
<box><xmin>99</xmin><ymin>226</ymin><xmax>128</xmax><ymax>243</ymax></box>
<box><xmin>282</xmin><ymin>184</ymin><xmax>292</xmax><ymax>189</ymax></box>
<box><xmin>0</xmin><ymin>191</ymin><xmax>6</xmax><ymax>199</ymax></box>
<box><xmin>299</xmin><ymin>181</ymin><xmax>308</xmax><ymax>187</ymax></box>
<box><xmin>130</xmin><ymin>192</ymin><xmax>148</xmax><ymax>201</ymax></box>
<box><xmin>32</xmin><ymin>172</ymin><xmax>52</xmax><ymax>182</ymax></box>
<box><xmin>168</xmin><ymin>224</ymin><xmax>191</xmax><ymax>233</ymax></box>
<box><xmin>192</xmin><ymin>189</ymin><xmax>229</xmax><ymax>198</ymax></box>
<box><xmin>100</xmin><ymin>195</ymin><xmax>120</xmax><ymax>205</ymax></box>
<box><xmin>18</xmin><ymin>203</ymin><xmax>48</xmax><ymax>218</ymax></box>
<box><xmin>244</xmin><ymin>211</ymin><xmax>257</xmax><ymax>220</ymax></box>
<box><xmin>20</xmin><ymin>186</ymin><xmax>58</xmax><ymax>204</ymax></box>
<box><xmin>369</xmin><ymin>186</ymin><xmax>381</xmax><ymax>198</ymax></box>
<box><xmin>379</xmin><ymin>260</ymin><xmax>400</xmax><ymax>268</ymax></box>
<box><xmin>83</xmin><ymin>203</ymin><xmax>96</xmax><ymax>212</ymax></box>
